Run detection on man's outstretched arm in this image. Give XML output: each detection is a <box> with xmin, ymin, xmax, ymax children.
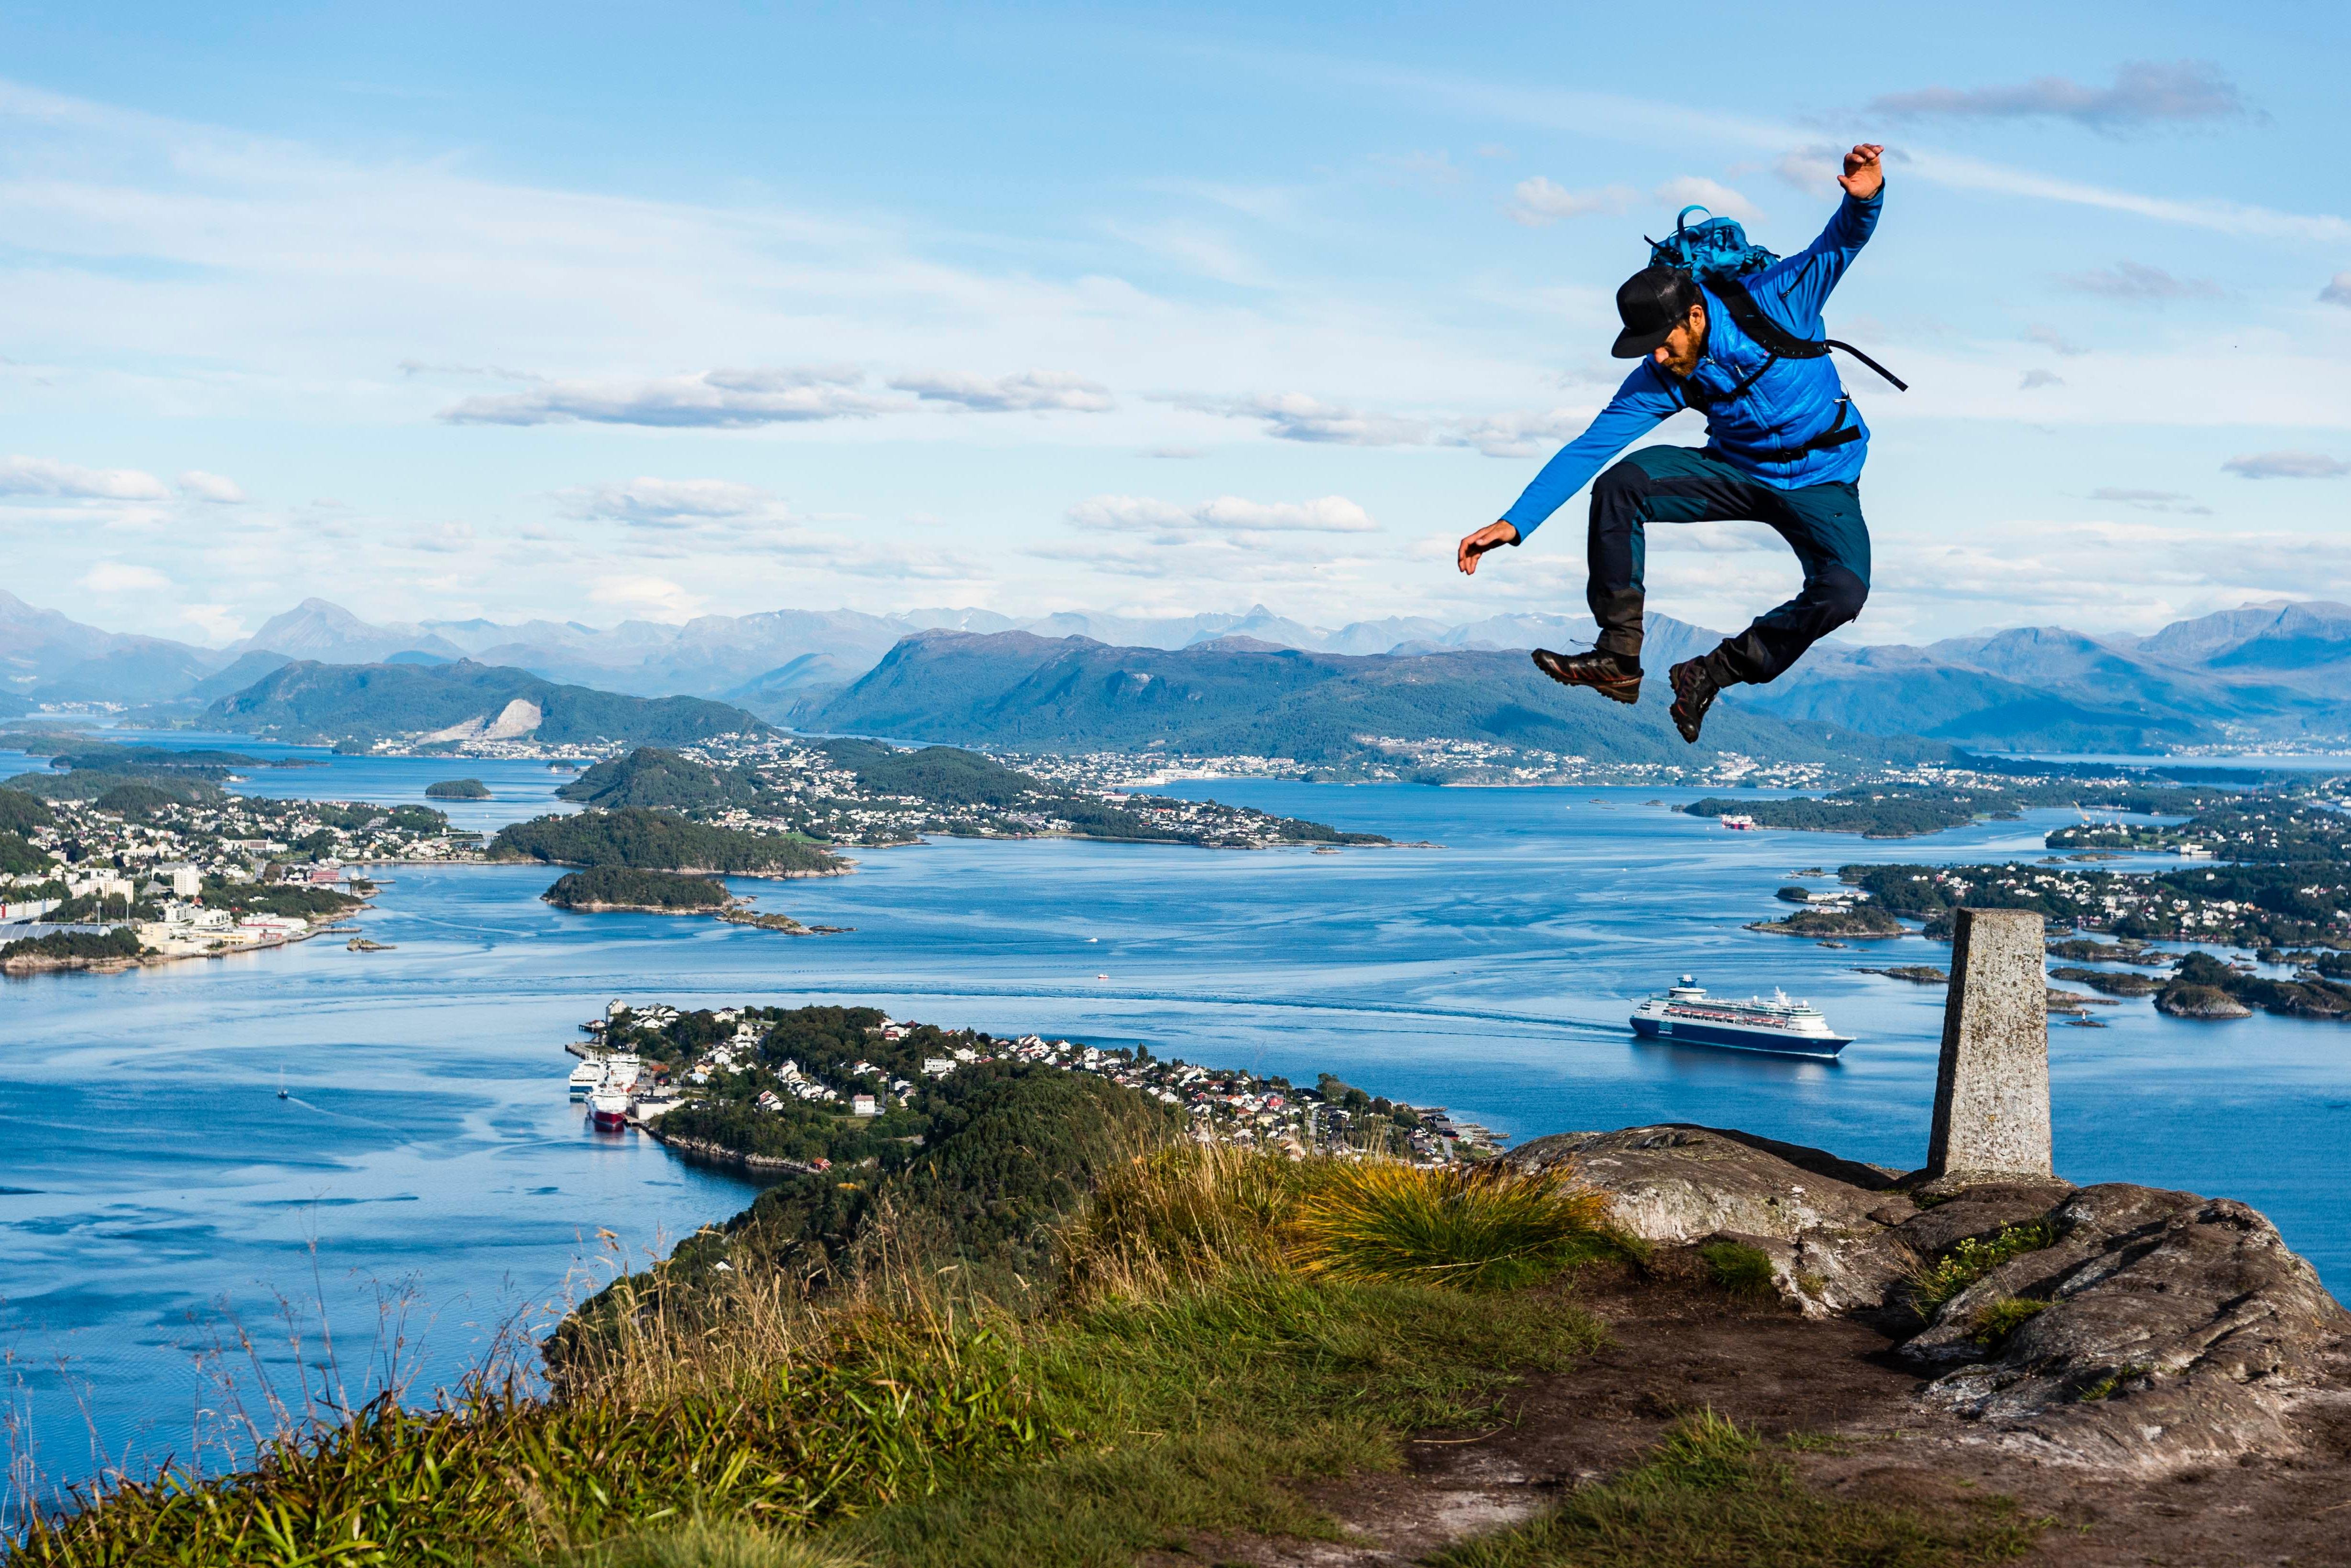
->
<box><xmin>1762</xmin><ymin>143</ymin><xmax>1884</xmax><ymax>328</ymax></box>
<box><xmin>1458</xmin><ymin>368</ymin><xmax>1676</xmax><ymax>575</ymax></box>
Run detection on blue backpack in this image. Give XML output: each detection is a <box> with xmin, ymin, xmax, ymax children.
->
<box><xmin>1646</xmin><ymin>206</ymin><xmax>1778</xmax><ymax>280</ymax></box>
<box><xmin>1644</xmin><ymin>206</ymin><xmax>1908</xmax><ymax>393</ymax></box>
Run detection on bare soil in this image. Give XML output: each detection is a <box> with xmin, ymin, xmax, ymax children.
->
<box><xmin>1147</xmin><ymin>1257</ymin><xmax>2351</xmax><ymax>1568</ymax></box>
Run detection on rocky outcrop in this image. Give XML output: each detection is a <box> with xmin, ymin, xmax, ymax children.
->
<box><xmin>1511</xmin><ymin>1125</ymin><xmax>1911</xmax><ymax>1316</ymax></box>
<box><xmin>1512</xmin><ymin>1124</ymin><xmax>2350</xmax><ymax>1475</ymax></box>
<box><xmin>1901</xmin><ymin>1183</ymin><xmax>2350</xmax><ymax>1474</ymax></box>
<box><xmin>2154</xmin><ymin>984</ymin><xmax>2253</xmax><ymax>1019</ymax></box>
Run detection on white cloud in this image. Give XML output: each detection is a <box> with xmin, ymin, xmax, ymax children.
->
<box><xmin>2321</xmin><ymin>273</ymin><xmax>2351</xmax><ymax>308</ymax></box>
<box><xmin>178</xmin><ymin>603</ymin><xmax>246</xmax><ymax>642</ymax></box>
<box><xmin>78</xmin><ymin>561</ymin><xmax>170</xmax><ymax>592</ymax></box>
<box><xmin>1442</xmin><ymin>408</ymin><xmax>1593</xmax><ymax>458</ymax></box>
<box><xmin>1069</xmin><ymin>494</ymin><xmax>1378</xmax><ymax>536</ymax></box>
<box><xmin>887</xmin><ymin>369</ymin><xmax>1115</xmax><ymax>413</ymax></box>
<box><xmin>1349</xmin><ymin>63</ymin><xmax>2345</xmax><ymax>243</ymax></box>
<box><xmin>2025</xmin><ymin>325</ymin><xmax>2089</xmax><ymax>357</ymax></box>
<box><xmin>2060</xmin><ymin>261</ymin><xmax>2222</xmax><ymax>303</ymax></box>
<box><xmin>558</xmin><ymin>477</ymin><xmax>786</xmax><ymax>527</ymax></box>
<box><xmin>589</xmin><ymin>574</ymin><xmax>706</xmax><ymax>618</ymax></box>
<box><xmin>1865</xmin><ymin>60</ymin><xmax>2251</xmax><ymax>131</ymax></box>
<box><xmin>1100</xmin><ymin>219</ymin><xmax>1266</xmax><ymax>285</ymax></box>
<box><xmin>1509</xmin><ymin>174</ymin><xmax>1761</xmax><ymax>229</ymax></box>
<box><xmin>0</xmin><ymin>455</ymin><xmax>168</xmax><ymax>500</ymax></box>
<box><xmin>404</xmin><ymin>522</ymin><xmax>479</xmax><ymax>554</ymax></box>
<box><xmin>2018</xmin><ymin>369</ymin><xmax>2064</xmax><ymax>391</ymax></box>
<box><xmin>1653</xmin><ymin>176</ymin><xmax>1762</xmax><ymax>222</ymax></box>
<box><xmin>2088</xmin><ymin>487</ymin><xmax>2211</xmax><ymax>516</ymax></box>
<box><xmin>1772</xmin><ymin>144</ymin><xmax>1843</xmax><ymax>191</ymax></box>
<box><xmin>440</xmin><ymin>366</ymin><xmax>890</xmax><ymax>427</ymax></box>
<box><xmin>1506</xmin><ymin>177</ymin><xmax>1641</xmax><ymax>226</ymax></box>
<box><xmin>2222</xmin><ymin>451</ymin><xmax>2349</xmax><ymax>479</ymax></box>
<box><xmin>1165</xmin><ymin>391</ymin><xmax>1593</xmax><ymax>457</ymax></box>
<box><xmin>1166</xmin><ymin>392</ymin><xmax>1432</xmax><ymax>446</ymax></box>
<box><xmin>176</xmin><ymin>470</ymin><xmax>247</xmax><ymax>503</ymax></box>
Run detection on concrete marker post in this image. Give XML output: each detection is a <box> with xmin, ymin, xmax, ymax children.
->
<box><xmin>1926</xmin><ymin>906</ymin><xmax>2053</xmax><ymax>1180</ymax></box>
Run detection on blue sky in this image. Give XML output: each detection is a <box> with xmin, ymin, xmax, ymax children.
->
<box><xmin>4</xmin><ymin>1</ymin><xmax>2348</xmax><ymax>647</ymax></box>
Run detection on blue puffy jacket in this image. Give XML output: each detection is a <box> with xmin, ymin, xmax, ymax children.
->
<box><xmin>1501</xmin><ymin>185</ymin><xmax>1883</xmax><ymax>540</ymax></box>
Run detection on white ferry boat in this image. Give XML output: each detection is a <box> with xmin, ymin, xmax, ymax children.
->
<box><xmin>1629</xmin><ymin>977</ymin><xmax>1851</xmax><ymax>1058</ymax></box>
<box><xmin>588</xmin><ymin>1088</ymin><xmax>632</xmax><ymax>1130</ymax></box>
<box><xmin>568</xmin><ymin>1059</ymin><xmax>605</xmax><ymax>1097</ymax></box>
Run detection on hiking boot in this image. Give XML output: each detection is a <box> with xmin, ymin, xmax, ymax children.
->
<box><xmin>1667</xmin><ymin>657</ymin><xmax>1721</xmax><ymax>744</ymax></box>
<box><xmin>1531</xmin><ymin>647</ymin><xmax>1641</xmax><ymax>705</ymax></box>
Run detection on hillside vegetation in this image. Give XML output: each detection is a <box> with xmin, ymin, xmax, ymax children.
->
<box><xmin>490</xmin><ymin>806</ymin><xmax>846</xmax><ymax>876</ymax></box>
<box><xmin>1685</xmin><ymin>776</ymin><xmax>2230</xmax><ymax>838</ymax></box>
<box><xmin>204</xmin><ymin>658</ymin><xmax>770</xmax><ymax>748</ymax></box>
<box><xmin>543</xmin><ymin>867</ymin><xmax>732</xmax><ymax>911</ymax></box>
<box><xmin>558</xmin><ymin>748</ymin><xmax>770</xmax><ymax>811</ymax></box>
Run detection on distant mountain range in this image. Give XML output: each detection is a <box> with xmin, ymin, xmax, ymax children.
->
<box><xmin>790</xmin><ymin>630</ymin><xmax>1942</xmax><ymax>772</ymax></box>
<box><xmin>5</xmin><ymin>588</ymin><xmax>2349</xmax><ymax>753</ymax></box>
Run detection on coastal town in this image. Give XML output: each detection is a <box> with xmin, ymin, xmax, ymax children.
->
<box><xmin>563</xmin><ymin>1000</ymin><xmax>1506</xmax><ymax>1168</ymax></box>
<box><xmin>0</xmin><ymin>783</ymin><xmax>470</xmax><ymax>970</ymax></box>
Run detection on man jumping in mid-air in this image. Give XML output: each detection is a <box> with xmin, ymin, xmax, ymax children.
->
<box><xmin>1456</xmin><ymin>142</ymin><xmax>1888</xmax><ymax>744</ymax></box>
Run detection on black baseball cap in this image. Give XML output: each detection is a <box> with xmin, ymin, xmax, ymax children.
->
<box><xmin>1611</xmin><ymin>266</ymin><xmax>1700</xmax><ymax>359</ymax></box>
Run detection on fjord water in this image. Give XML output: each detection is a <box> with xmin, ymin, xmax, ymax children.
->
<box><xmin>3</xmin><ymin>755</ymin><xmax>2347</xmax><ymax>1499</ymax></box>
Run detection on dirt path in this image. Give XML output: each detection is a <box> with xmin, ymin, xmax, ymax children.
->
<box><xmin>1149</xmin><ymin>1263</ymin><xmax>2351</xmax><ymax>1567</ymax></box>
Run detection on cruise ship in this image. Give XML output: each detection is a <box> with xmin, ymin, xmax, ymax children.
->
<box><xmin>1629</xmin><ymin>977</ymin><xmax>1852</xmax><ymax>1058</ymax></box>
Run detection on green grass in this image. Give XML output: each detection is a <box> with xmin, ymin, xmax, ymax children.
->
<box><xmin>835</xmin><ymin>1270</ymin><xmax>1604</xmax><ymax>1568</ymax></box>
<box><xmin>1430</xmin><ymin>1412</ymin><xmax>2043</xmax><ymax>1568</ymax></box>
<box><xmin>1907</xmin><ymin>1222</ymin><xmax>2058</xmax><ymax>1315</ymax></box>
<box><xmin>11</xmin><ymin>1269</ymin><xmax>1602</xmax><ymax>1568</ymax></box>
<box><xmin>1967</xmin><ymin>1297</ymin><xmax>2050</xmax><ymax>1352</ymax></box>
<box><xmin>548</xmin><ymin>1517</ymin><xmax>867</xmax><ymax>1567</ymax></box>
<box><xmin>11</xmin><ymin>1319</ymin><xmax>1050</xmax><ymax>1567</ymax></box>
<box><xmin>1699</xmin><ymin>1241</ymin><xmax>1778</xmax><ymax>1299</ymax></box>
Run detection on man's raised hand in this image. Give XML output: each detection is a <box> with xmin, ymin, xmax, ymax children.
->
<box><xmin>1456</xmin><ymin>520</ymin><xmax>1519</xmax><ymax>576</ymax></box>
<box><xmin>1839</xmin><ymin>143</ymin><xmax>1884</xmax><ymax>201</ymax></box>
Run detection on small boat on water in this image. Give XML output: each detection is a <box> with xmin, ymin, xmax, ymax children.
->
<box><xmin>588</xmin><ymin>1089</ymin><xmax>632</xmax><ymax>1130</ymax></box>
<box><xmin>1630</xmin><ymin>976</ymin><xmax>1851</xmax><ymax>1058</ymax></box>
<box><xmin>568</xmin><ymin>1059</ymin><xmax>605</xmax><ymax>1096</ymax></box>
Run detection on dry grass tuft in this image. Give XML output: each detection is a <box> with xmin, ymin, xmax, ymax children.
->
<box><xmin>1057</xmin><ymin>1142</ymin><xmax>1625</xmax><ymax>1299</ymax></box>
<box><xmin>1289</xmin><ymin>1159</ymin><xmax>1622</xmax><ymax>1292</ymax></box>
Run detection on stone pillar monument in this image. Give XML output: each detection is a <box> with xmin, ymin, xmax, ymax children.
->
<box><xmin>1926</xmin><ymin>907</ymin><xmax>2052</xmax><ymax>1180</ymax></box>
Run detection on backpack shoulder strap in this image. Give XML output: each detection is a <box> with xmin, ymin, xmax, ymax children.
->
<box><xmin>1706</xmin><ymin>275</ymin><xmax>1827</xmax><ymax>359</ymax></box>
<box><xmin>1707</xmin><ymin>276</ymin><xmax>1910</xmax><ymax>392</ymax></box>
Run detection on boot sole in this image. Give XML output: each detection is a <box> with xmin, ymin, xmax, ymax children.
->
<box><xmin>1531</xmin><ymin>648</ymin><xmax>1641</xmax><ymax>705</ymax></box>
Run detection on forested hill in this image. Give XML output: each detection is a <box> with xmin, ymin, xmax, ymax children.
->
<box><xmin>205</xmin><ymin>659</ymin><xmax>769</xmax><ymax>749</ymax></box>
<box><xmin>791</xmin><ymin>631</ymin><xmax>1947</xmax><ymax>770</ymax></box>
<box><xmin>489</xmin><ymin>807</ymin><xmax>848</xmax><ymax>876</ymax></box>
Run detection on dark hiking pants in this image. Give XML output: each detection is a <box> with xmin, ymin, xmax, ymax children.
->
<box><xmin>1585</xmin><ymin>444</ymin><xmax>1870</xmax><ymax>685</ymax></box>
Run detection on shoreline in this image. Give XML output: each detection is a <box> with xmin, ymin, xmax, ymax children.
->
<box><xmin>1</xmin><ymin>919</ymin><xmax>337</xmax><ymax>977</ymax></box>
<box><xmin>643</xmin><ymin>1127</ymin><xmax>822</xmax><ymax>1176</ymax></box>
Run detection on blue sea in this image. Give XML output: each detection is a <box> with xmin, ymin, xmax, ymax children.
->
<box><xmin>3</xmin><ymin>738</ymin><xmax>2346</xmax><ymax>1505</ymax></box>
